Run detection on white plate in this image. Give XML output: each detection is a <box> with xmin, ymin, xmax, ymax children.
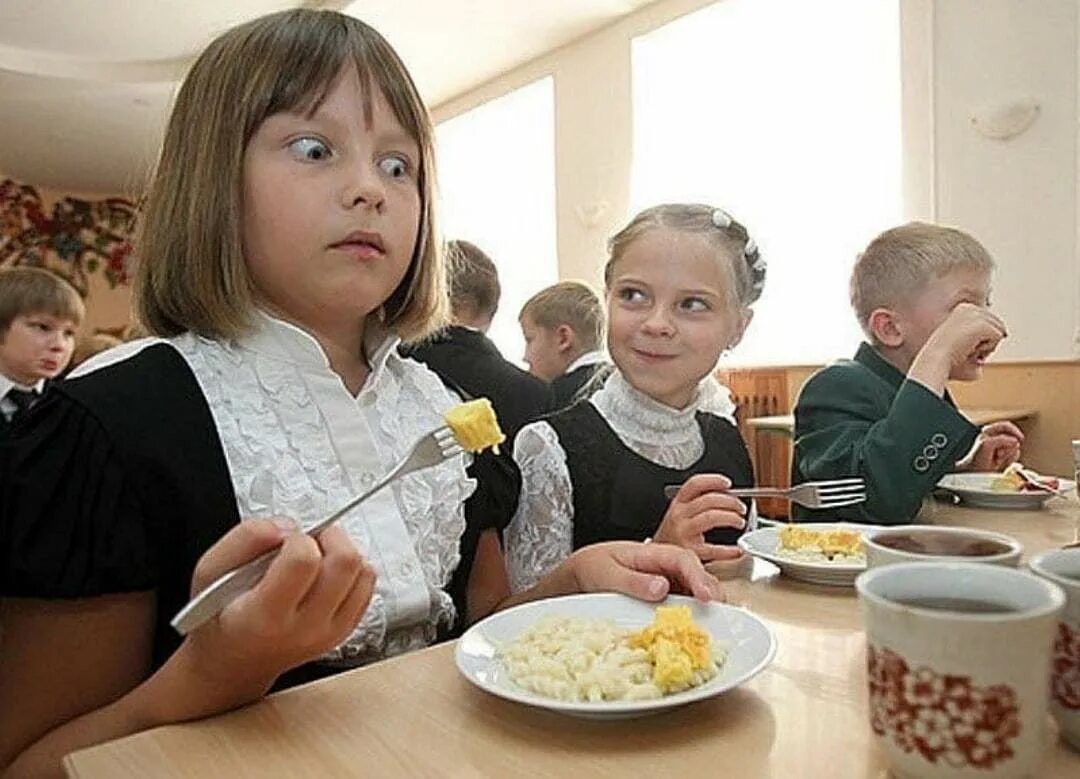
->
<box><xmin>454</xmin><ymin>593</ymin><xmax>776</xmax><ymax>720</ymax></box>
<box><xmin>937</xmin><ymin>472</ymin><xmax>1075</xmax><ymax>510</ymax></box>
<box><xmin>737</xmin><ymin>523</ymin><xmax>872</xmax><ymax>587</ymax></box>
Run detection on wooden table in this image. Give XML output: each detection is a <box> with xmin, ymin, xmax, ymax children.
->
<box><xmin>66</xmin><ymin>501</ymin><xmax>1080</xmax><ymax>778</ymax></box>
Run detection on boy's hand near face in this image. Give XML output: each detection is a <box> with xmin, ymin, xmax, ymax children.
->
<box><xmin>910</xmin><ymin>303</ymin><xmax>1007</xmax><ymax>395</ymax></box>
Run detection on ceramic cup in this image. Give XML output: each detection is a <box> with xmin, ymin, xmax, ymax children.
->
<box><xmin>1028</xmin><ymin>548</ymin><xmax>1080</xmax><ymax>751</ymax></box>
<box><xmin>863</xmin><ymin>525</ymin><xmax>1023</xmax><ymax>570</ymax></box>
<box><xmin>856</xmin><ymin>562</ymin><xmax>1064</xmax><ymax>777</ymax></box>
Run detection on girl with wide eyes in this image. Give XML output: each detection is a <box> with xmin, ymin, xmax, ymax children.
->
<box><xmin>506</xmin><ymin>203</ymin><xmax>769</xmax><ymax>592</ymax></box>
<box><xmin>0</xmin><ymin>14</ymin><xmax>723</xmax><ymax>778</ymax></box>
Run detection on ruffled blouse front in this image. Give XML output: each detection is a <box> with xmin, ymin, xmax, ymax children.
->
<box><xmin>172</xmin><ymin>313</ymin><xmax>476</xmax><ymax>664</ymax></box>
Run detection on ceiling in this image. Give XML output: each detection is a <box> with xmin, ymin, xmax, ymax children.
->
<box><xmin>0</xmin><ymin>0</ymin><xmax>654</xmax><ymax>194</ymax></box>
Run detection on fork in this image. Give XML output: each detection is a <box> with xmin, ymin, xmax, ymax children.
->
<box><xmin>1016</xmin><ymin>467</ymin><xmax>1070</xmax><ymax>498</ymax></box>
<box><xmin>171</xmin><ymin>426</ymin><xmax>463</xmax><ymax>636</ymax></box>
<box><xmin>662</xmin><ymin>478</ymin><xmax>867</xmax><ymax>510</ymax></box>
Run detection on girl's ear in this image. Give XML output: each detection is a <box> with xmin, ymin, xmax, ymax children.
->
<box><xmin>868</xmin><ymin>307</ymin><xmax>904</xmax><ymax>347</ymax></box>
<box><xmin>555</xmin><ymin>323</ymin><xmax>575</xmax><ymax>353</ymax></box>
<box><xmin>725</xmin><ymin>308</ymin><xmax>754</xmax><ymax>350</ymax></box>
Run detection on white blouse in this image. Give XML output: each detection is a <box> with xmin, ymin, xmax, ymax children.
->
<box><xmin>504</xmin><ymin>370</ymin><xmax>749</xmax><ymax>593</ymax></box>
<box><xmin>79</xmin><ymin>313</ymin><xmax>474</xmax><ymax>667</ymax></box>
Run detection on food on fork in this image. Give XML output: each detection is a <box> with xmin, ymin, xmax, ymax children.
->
<box><xmin>777</xmin><ymin>525</ymin><xmax>864</xmax><ymax>563</ymax></box>
<box><xmin>990</xmin><ymin>463</ymin><xmax>1060</xmax><ymax>493</ymax></box>
<box><xmin>444</xmin><ymin>398</ymin><xmax>506</xmax><ymax>454</ymax></box>
<box><xmin>498</xmin><ymin>605</ymin><xmax>725</xmax><ymax>702</ymax></box>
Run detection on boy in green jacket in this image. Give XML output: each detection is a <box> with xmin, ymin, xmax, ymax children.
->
<box><xmin>793</xmin><ymin>223</ymin><xmax>1023</xmax><ymax>524</ymax></box>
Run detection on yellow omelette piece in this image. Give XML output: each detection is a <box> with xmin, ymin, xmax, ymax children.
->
<box><xmin>990</xmin><ymin>464</ymin><xmax>1026</xmax><ymax>493</ymax></box>
<box><xmin>779</xmin><ymin>525</ymin><xmax>862</xmax><ymax>557</ymax></box>
<box><xmin>444</xmin><ymin>398</ymin><xmax>506</xmax><ymax>454</ymax></box>
<box><xmin>628</xmin><ymin>605</ymin><xmax>712</xmax><ymax>693</ymax></box>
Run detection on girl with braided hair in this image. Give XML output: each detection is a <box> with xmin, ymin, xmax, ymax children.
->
<box><xmin>506</xmin><ymin>203</ymin><xmax>768</xmax><ymax>592</ymax></box>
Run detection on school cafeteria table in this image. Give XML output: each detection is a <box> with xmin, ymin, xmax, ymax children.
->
<box><xmin>65</xmin><ymin>499</ymin><xmax>1080</xmax><ymax>778</ymax></box>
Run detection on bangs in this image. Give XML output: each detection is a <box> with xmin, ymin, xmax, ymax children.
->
<box><xmin>25</xmin><ymin>288</ymin><xmax>83</xmax><ymax>323</ymax></box>
<box><xmin>241</xmin><ymin>15</ymin><xmax>430</xmax><ymax>151</ymax></box>
<box><xmin>0</xmin><ymin>268</ymin><xmax>84</xmax><ymax>331</ymax></box>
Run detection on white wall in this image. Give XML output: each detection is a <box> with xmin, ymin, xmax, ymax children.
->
<box><xmin>909</xmin><ymin>0</ymin><xmax>1079</xmax><ymax>361</ymax></box>
<box><xmin>435</xmin><ymin>0</ymin><xmax>1080</xmax><ymax>362</ymax></box>
<box><xmin>434</xmin><ymin>0</ymin><xmax>718</xmax><ymax>289</ymax></box>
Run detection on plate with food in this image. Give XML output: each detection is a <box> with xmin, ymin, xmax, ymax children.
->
<box><xmin>737</xmin><ymin>523</ymin><xmax>871</xmax><ymax>586</ymax></box>
<box><xmin>454</xmin><ymin>594</ymin><xmax>776</xmax><ymax>719</ymax></box>
<box><xmin>937</xmin><ymin>464</ymin><xmax>1074</xmax><ymax>510</ymax></box>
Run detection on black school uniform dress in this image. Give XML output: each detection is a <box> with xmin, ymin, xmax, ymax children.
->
<box><xmin>504</xmin><ymin>370</ymin><xmax>755</xmax><ymax>592</ymax></box>
<box><xmin>0</xmin><ymin>313</ymin><xmax>517</xmax><ymax>687</ymax></box>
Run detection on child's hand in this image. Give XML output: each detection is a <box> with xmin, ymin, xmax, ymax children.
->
<box><xmin>654</xmin><ymin>474</ymin><xmax>746</xmax><ymax>562</ymax></box>
<box><xmin>567</xmin><ymin>540</ymin><xmax>726</xmax><ymax>603</ymax></box>
<box><xmin>178</xmin><ymin>518</ymin><xmax>375</xmax><ymax>713</ymax></box>
<box><xmin>960</xmin><ymin>421</ymin><xmax>1024</xmax><ymax>472</ymax></box>
<box><xmin>913</xmin><ymin>303</ymin><xmax>1006</xmax><ymax>393</ymax></box>
<box><xmin>929</xmin><ymin>303</ymin><xmax>1007</xmax><ymax>363</ymax></box>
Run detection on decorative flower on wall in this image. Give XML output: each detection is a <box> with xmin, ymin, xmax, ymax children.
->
<box><xmin>0</xmin><ymin>178</ymin><xmax>136</xmax><ymax>296</ymax></box>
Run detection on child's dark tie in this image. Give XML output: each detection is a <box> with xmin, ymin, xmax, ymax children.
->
<box><xmin>5</xmin><ymin>387</ymin><xmax>40</xmax><ymax>424</ymax></box>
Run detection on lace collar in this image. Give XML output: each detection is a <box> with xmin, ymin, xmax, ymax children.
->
<box><xmin>590</xmin><ymin>370</ymin><xmax>705</xmax><ymax>450</ymax></box>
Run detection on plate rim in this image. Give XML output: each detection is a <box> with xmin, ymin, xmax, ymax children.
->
<box><xmin>936</xmin><ymin>472</ymin><xmax>1075</xmax><ymax>506</ymax></box>
<box><xmin>453</xmin><ymin>592</ymin><xmax>777</xmax><ymax>715</ymax></box>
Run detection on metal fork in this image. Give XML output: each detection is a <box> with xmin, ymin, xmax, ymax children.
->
<box><xmin>1016</xmin><ymin>467</ymin><xmax>1070</xmax><ymax>498</ymax></box>
<box><xmin>171</xmin><ymin>426</ymin><xmax>463</xmax><ymax>636</ymax></box>
<box><xmin>662</xmin><ymin>478</ymin><xmax>867</xmax><ymax>510</ymax></box>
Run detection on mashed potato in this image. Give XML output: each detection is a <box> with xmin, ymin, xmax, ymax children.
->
<box><xmin>498</xmin><ymin>606</ymin><xmax>725</xmax><ymax>703</ymax></box>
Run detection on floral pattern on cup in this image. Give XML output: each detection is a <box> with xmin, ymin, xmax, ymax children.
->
<box><xmin>1052</xmin><ymin>621</ymin><xmax>1080</xmax><ymax>710</ymax></box>
<box><xmin>867</xmin><ymin>645</ymin><xmax>1021</xmax><ymax>769</ymax></box>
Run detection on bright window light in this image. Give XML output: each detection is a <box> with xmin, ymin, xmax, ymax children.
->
<box><xmin>436</xmin><ymin>76</ymin><xmax>558</xmax><ymax>365</ymax></box>
<box><xmin>631</xmin><ymin>0</ymin><xmax>902</xmax><ymax>366</ymax></box>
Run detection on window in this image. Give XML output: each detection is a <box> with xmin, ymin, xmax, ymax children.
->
<box><xmin>631</xmin><ymin>0</ymin><xmax>902</xmax><ymax>365</ymax></box>
<box><xmin>436</xmin><ymin>76</ymin><xmax>558</xmax><ymax>364</ymax></box>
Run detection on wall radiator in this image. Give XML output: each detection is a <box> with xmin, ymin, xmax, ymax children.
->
<box><xmin>716</xmin><ymin>368</ymin><xmax>791</xmax><ymax>519</ymax></box>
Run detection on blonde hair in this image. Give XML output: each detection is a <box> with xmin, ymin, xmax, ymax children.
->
<box><xmin>850</xmin><ymin>222</ymin><xmax>995</xmax><ymax>335</ymax></box>
<box><xmin>135</xmin><ymin>9</ymin><xmax>446</xmax><ymax>343</ymax></box>
<box><xmin>447</xmin><ymin>240</ymin><xmax>500</xmax><ymax>320</ymax></box>
<box><xmin>604</xmin><ymin>203</ymin><xmax>765</xmax><ymax>308</ymax></box>
<box><xmin>0</xmin><ymin>267</ymin><xmax>84</xmax><ymax>334</ymax></box>
<box><xmin>520</xmin><ymin>281</ymin><xmax>604</xmax><ymax>352</ymax></box>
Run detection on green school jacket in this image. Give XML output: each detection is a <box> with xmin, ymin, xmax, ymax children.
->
<box><xmin>792</xmin><ymin>343</ymin><xmax>979</xmax><ymax>525</ymax></box>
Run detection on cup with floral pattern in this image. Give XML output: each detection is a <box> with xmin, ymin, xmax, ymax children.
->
<box><xmin>856</xmin><ymin>562</ymin><xmax>1064</xmax><ymax>777</ymax></box>
<box><xmin>1029</xmin><ymin>548</ymin><xmax>1080</xmax><ymax>751</ymax></box>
